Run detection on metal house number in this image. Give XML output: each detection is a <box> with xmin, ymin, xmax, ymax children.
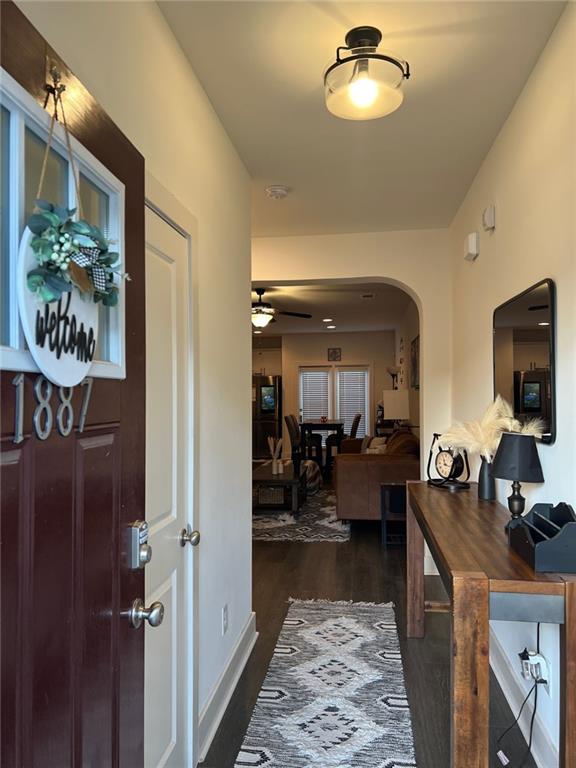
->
<box><xmin>11</xmin><ymin>374</ymin><xmax>94</xmax><ymax>442</ymax></box>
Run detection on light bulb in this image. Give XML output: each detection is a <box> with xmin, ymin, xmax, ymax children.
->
<box><xmin>348</xmin><ymin>73</ymin><xmax>378</xmax><ymax>109</ymax></box>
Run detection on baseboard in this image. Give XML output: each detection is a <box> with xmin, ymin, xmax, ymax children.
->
<box><xmin>198</xmin><ymin>612</ymin><xmax>258</xmax><ymax>762</ymax></box>
<box><xmin>489</xmin><ymin>626</ymin><xmax>559</xmax><ymax>768</ymax></box>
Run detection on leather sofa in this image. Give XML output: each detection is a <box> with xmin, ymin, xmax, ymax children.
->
<box><xmin>334</xmin><ymin>430</ymin><xmax>420</xmax><ymax>521</ymax></box>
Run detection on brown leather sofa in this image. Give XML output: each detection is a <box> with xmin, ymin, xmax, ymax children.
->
<box><xmin>334</xmin><ymin>430</ymin><xmax>420</xmax><ymax>521</ymax></box>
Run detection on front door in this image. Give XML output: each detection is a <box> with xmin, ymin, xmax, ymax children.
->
<box><xmin>144</xmin><ymin>205</ymin><xmax>195</xmax><ymax>766</ymax></box>
<box><xmin>1</xmin><ymin>4</ymin><xmax>146</xmax><ymax>765</ymax></box>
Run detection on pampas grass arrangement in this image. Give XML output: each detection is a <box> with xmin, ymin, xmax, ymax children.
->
<box><xmin>440</xmin><ymin>395</ymin><xmax>544</xmax><ymax>461</ymax></box>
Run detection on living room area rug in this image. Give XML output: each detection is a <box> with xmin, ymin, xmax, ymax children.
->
<box><xmin>234</xmin><ymin>599</ymin><xmax>417</xmax><ymax>767</ymax></box>
<box><xmin>252</xmin><ymin>489</ymin><xmax>351</xmax><ymax>543</ymax></box>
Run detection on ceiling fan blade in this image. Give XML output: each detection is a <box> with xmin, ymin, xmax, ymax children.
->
<box><xmin>277</xmin><ymin>311</ymin><xmax>313</xmax><ymax>319</ymax></box>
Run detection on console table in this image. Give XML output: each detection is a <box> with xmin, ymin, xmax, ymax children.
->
<box><xmin>406</xmin><ymin>481</ymin><xmax>575</xmax><ymax>768</ymax></box>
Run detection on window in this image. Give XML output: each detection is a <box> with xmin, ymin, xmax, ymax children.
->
<box><xmin>0</xmin><ymin>105</ymin><xmax>10</xmax><ymax>346</ymax></box>
<box><xmin>336</xmin><ymin>368</ymin><xmax>369</xmax><ymax>437</ymax></box>
<box><xmin>0</xmin><ymin>69</ymin><xmax>125</xmax><ymax>377</ymax></box>
<box><xmin>299</xmin><ymin>368</ymin><xmax>330</xmax><ymax>421</ymax></box>
<box><xmin>24</xmin><ymin>128</ymin><xmax>68</xmax><ymax>226</ymax></box>
<box><xmin>299</xmin><ymin>365</ymin><xmax>370</xmax><ymax>440</ymax></box>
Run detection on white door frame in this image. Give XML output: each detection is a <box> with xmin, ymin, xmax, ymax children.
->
<box><xmin>145</xmin><ymin>172</ymin><xmax>199</xmax><ymax>767</ymax></box>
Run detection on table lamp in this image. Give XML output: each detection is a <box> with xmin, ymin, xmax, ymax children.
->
<box><xmin>492</xmin><ymin>432</ymin><xmax>544</xmax><ymax>529</ymax></box>
<box><xmin>382</xmin><ymin>389</ymin><xmax>409</xmax><ymax>429</ymax></box>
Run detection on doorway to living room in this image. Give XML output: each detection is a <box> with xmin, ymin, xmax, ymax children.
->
<box><xmin>251</xmin><ymin>279</ymin><xmax>421</xmax><ymax>542</ymax></box>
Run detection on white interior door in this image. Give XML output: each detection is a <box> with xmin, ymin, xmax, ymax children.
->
<box><xmin>145</xmin><ymin>206</ymin><xmax>196</xmax><ymax>767</ymax></box>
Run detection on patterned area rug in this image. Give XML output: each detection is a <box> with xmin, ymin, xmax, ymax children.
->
<box><xmin>253</xmin><ymin>489</ymin><xmax>350</xmax><ymax>543</ymax></box>
<box><xmin>234</xmin><ymin>599</ymin><xmax>417</xmax><ymax>767</ymax></box>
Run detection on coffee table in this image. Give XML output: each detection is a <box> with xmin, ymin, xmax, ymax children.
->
<box><xmin>252</xmin><ymin>461</ymin><xmax>307</xmax><ymax>514</ymax></box>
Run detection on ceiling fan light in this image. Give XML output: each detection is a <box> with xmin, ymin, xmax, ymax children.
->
<box><xmin>324</xmin><ymin>27</ymin><xmax>409</xmax><ymax>121</ymax></box>
<box><xmin>251</xmin><ymin>308</ymin><xmax>274</xmax><ymax>328</ymax></box>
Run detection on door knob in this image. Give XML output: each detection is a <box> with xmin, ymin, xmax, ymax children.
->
<box><xmin>130</xmin><ymin>598</ymin><xmax>164</xmax><ymax>629</ymax></box>
<box><xmin>179</xmin><ymin>527</ymin><xmax>200</xmax><ymax>547</ymax></box>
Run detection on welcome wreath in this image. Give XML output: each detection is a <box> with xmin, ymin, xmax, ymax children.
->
<box><xmin>26</xmin><ymin>200</ymin><xmax>124</xmax><ymax>306</ymax></box>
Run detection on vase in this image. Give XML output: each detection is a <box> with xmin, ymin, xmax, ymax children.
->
<box><xmin>478</xmin><ymin>457</ymin><xmax>496</xmax><ymax>501</ymax></box>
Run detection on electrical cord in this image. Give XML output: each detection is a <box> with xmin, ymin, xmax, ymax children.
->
<box><xmin>496</xmin><ymin>683</ymin><xmax>537</xmax><ymax>751</ymax></box>
<box><xmin>519</xmin><ymin>684</ymin><xmax>538</xmax><ymax>767</ymax></box>
<box><xmin>496</xmin><ymin>623</ymin><xmax>542</xmax><ymax>767</ymax></box>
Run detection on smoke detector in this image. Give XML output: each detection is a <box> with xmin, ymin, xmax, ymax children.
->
<box><xmin>265</xmin><ymin>184</ymin><xmax>291</xmax><ymax>200</ymax></box>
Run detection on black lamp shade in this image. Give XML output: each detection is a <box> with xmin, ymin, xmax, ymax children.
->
<box><xmin>492</xmin><ymin>432</ymin><xmax>544</xmax><ymax>483</ymax></box>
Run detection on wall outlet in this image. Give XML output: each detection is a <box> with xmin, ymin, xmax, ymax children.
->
<box><xmin>222</xmin><ymin>604</ymin><xmax>229</xmax><ymax>636</ymax></box>
<box><xmin>518</xmin><ymin>647</ymin><xmax>550</xmax><ymax>696</ymax></box>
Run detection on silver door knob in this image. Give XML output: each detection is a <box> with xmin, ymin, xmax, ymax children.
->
<box><xmin>179</xmin><ymin>527</ymin><xmax>200</xmax><ymax>547</ymax></box>
<box><xmin>130</xmin><ymin>598</ymin><xmax>164</xmax><ymax>629</ymax></box>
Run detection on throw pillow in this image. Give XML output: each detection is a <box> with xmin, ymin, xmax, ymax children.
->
<box><xmin>369</xmin><ymin>437</ymin><xmax>387</xmax><ymax>449</ymax></box>
<box><xmin>360</xmin><ymin>435</ymin><xmax>373</xmax><ymax>453</ymax></box>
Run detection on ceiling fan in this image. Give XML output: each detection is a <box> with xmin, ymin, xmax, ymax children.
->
<box><xmin>251</xmin><ymin>288</ymin><xmax>312</xmax><ymax>329</ymax></box>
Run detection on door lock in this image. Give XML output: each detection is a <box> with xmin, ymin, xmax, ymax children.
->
<box><xmin>128</xmin><ymin>520</ymin><xmax>152</xmax><ymax>569</ymax></box>
<box><xmin>179</xmin><ymin>526</ymin><xmax>200</xmax><ymax>547</ymax></box>
<box><xmin>129</xmin><ymin>598</ymin><xmax>164</xmax><ymax>629</ymax></box>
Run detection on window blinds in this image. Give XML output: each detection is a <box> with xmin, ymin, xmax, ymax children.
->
<box><xmin>336</xmin><ymin>369</ymin><xmax>368</xmax><ymax>437</ymax></box>
<box><xmin>299</xmin><ymin>369</ymin><xmax>330</xmax><ymax>421</ymax></box>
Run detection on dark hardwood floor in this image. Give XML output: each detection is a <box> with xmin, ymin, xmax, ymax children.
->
<box><xmin>203</xmin><ymin>520</ymin><xmax>537</xmax><ymax>768</ymax></box>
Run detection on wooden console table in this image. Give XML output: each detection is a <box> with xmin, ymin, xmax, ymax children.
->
<box><xmin>406</xmin><ymin>481</ymin><xmax>575</xmax><ymax>768</ymax></box>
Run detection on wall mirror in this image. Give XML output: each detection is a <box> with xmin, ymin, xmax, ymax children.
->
<box><xmin>493</xmin><ymin>279</ymin><xmax>556</xmax><ymax>444</ymax></box>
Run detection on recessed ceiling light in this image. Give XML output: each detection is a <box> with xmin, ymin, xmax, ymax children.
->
<box><xmin>265</xmin><ymin>184</ymin><xmax>290</xmax><ymax>200</ymax></box>
<box><xmin>327</xmin><ymin>325</ymin><xmax>336</xmax><ymax>329</ymax></box>
<box><xmin>322</xmin><ymin>318</ymin><xmax>333</xmax><ymax>323</ymax></box>
<box><xmin>538</xmin><ymin>322</ymin><xmax>550</xmax><ymax>326</ymax></box>
<box><xmin>253</xmin><ymin>330</ymin><xmax>263</xmax><ymax>334</ymax></box>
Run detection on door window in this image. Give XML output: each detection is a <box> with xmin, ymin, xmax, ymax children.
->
<box><xmin>24</xmin><ymin>128</ymin><xmax>68</xmax><ymax>225</ymax></box>
<box><xmin>0</xmin><ymin>70</ymin><xmax>125</xmax><ymax>376</ymax></box>
<box><xmin>0</xmin><ymin>105</ymin><xmax>10</xmax><ymax>346</ymax></box>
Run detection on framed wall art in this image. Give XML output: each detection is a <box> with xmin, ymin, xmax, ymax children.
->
<box><xmin>327</xmin><ymin>347</ymin><xmax>342</xmax><ymax>362</ymax></box>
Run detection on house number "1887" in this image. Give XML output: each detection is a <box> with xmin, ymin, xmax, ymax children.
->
<box><xmin>11</xmin><ymin>374</ymin><xmax>94</xmax><ymax>443</ymax></box>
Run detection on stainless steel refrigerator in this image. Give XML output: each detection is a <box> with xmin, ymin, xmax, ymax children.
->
<box><xmin>253</xmin><ymin>375</ymin><xmax>282</xmax><ymax>458</ymax></box>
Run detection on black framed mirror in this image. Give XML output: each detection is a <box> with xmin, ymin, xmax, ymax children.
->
<box><xmin>493</xmin><ymin>279</ymin><xmax>556</xmax><ymax>444</ymax></box>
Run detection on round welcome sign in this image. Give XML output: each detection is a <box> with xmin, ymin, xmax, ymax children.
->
<box><xmin>18</xmin><ymin>227</ymin><xmax>99</xmax><ymax>387</ymax></box>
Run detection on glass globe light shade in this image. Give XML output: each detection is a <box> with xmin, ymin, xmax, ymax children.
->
<box><xmin>251</xmin><ymin>308</ymin><xmax>274</xmax><ymax>328</ymax></box>
<box><xmin>325</xmin><ymin>49</ymin><xmax>406</xmax><ymax>121</ymax></box>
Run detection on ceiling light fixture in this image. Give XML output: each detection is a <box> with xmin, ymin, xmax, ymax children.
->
<box><xmin>327</xmin><ymin>325</ymin><xmax>336</xmax><ymax>329</ymax></box>
<box><xmin>322</xmin><ymin>318</ymin><xmax>333</xmax><ymax>323</ymax></box>
<box><xmin>253</xmin><ymin>330</ymin><xmax>263</xmax><ymax>334</ymax></box>
<box><xmin>251</xmin><ymin>307</ymin><xmax>275</xmax><ymax>328</ymax></box>
<box><xmin>324</xmin><ymin>26</ymin><xmax>410</xmax><ymax>121</ymax></box>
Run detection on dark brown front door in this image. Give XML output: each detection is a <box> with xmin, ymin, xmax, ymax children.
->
<box><xmin>1</xmin><ymin>3</ymin><xmax>146</xmax><ymax>766</ymax></box>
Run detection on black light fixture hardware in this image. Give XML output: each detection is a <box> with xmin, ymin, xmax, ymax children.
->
<box><xmin>324</xmin><ymin>26</ymin><xmax>410</xmax><ymax>121</ymax></box>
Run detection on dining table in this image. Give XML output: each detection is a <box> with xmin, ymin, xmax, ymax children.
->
<box><xmin>299</xmin><ymin>419</ymin><xmax>345</xmax><ymax>460</ymax></box>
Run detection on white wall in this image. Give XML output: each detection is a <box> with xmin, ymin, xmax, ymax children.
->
<box><xmin>17</xmin><ymin>0</ymin><xmax>253</xmax><ymax>726</ymax></box>
<box><xmin>252</xmin><ymin>348</ymin><xmax>282</xmax><ymax>375</ymax></box>
<box><xmin>450</xmin><ymin>5</ymin><xmax>576</xmax><ymax>764</ymax></box>
<box><xmin>281</xmin><ymin>330</ymin><xmax>396</xmax><ymax>449</ymax></box>
<box><xmin>252</xmin><ymin>230</ymin><xmax>453</xmax><ymax>470</ymax></box>
<box><xmin>398</xmin><ymin>301</ymin><xmax>421</xmax><ymax>429</ymax></box>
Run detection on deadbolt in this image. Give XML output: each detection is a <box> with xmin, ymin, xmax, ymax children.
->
<box><xmin>179</xmin><ymin>527</ymin><xmax>200</xmax><ymax>547</ymax></box>
<box><xmin>130</xmin><ymin>598</ymin><xmax>164</xmax><ymax>629</ymax></box>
